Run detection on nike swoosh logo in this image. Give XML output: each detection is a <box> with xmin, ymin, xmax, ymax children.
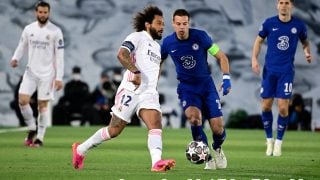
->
<box><xmin>272</xmin><ymin>28</ymin><xmax>278</xmax><ymax>31</ymax></box>
<box><xmin>171</xmin><ymin>50</ymin><xmax>177</xmax><ymax>53</ymax></box>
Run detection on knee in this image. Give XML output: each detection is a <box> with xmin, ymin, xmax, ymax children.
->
<box><xmin>278</xmin><ymin>106</ymin><xmax>289</xmax><ymax>117</ymax></box>
<box><xmin>18</xmin><ymin>99</ymin><xmax>29</xmax><ymax>106</ymax></box>
<box><xmin>186</xmin><ymin>113</ymin><xmax>201</xmax><ymax>125</ymax></box>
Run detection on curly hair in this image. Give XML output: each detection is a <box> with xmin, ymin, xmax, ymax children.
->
<box><xmin>133</xmin><ymin>6</ymin><xmax>163</xmax><ymax>32</ymax></box>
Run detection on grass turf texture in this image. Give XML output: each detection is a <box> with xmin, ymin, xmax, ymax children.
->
<box><xmin>0</xmin><ymin>127</ymin><xmax>319</xmax><ymax>180</ymax></box>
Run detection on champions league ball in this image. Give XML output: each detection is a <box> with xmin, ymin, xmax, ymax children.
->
<box><xmin>185</xmin><ymin>141</ymin><xmax>210</xmax><ymax>164</ymax></box>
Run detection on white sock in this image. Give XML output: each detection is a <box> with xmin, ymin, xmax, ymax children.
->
<box><xmin>36</xmin><ymin>108</ymin><xmax>49</xmax><ymax>142</ymax></box>
<box><xmin>19</xmin><ymin>104</ymin><xmax>36</xmax><ymax>131</ymax></box>
<box><xmin>77</xmin><ymin>127</ymin><xmax>111</xmax><ymax>156</ymax></box>
<box><xmin>148</xmin><ymin>129</ymin><xmax>162</xmax><ymax>167</ymax></box>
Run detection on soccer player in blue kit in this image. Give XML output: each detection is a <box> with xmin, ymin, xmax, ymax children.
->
<box><xmin>161</xmin><ymin>9</ymin><xmax>231</xmax><ymax>170</ymax></box>
<box><xmin>252</xmin><ymin>0</ymin><xmax>312</xmax><ymax>156</ymax></box>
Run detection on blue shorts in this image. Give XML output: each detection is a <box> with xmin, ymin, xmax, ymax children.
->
<box><xmin>177</xmin><ymin>78</ymin><xmax>223</xmax><ymax>119</ymax></box>
<box><xmin>261</xmin><ymin>67</ymin><xmax>295</xmax><ymax>99</ymax></box>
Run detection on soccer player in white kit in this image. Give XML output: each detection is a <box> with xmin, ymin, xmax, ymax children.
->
<box><xmin>72</xmin><ymin>6</ymin><xmax>176</xmax><ymax>172</ymax></box>
<box><xmin>10</xmin><ymin>1</ymin><xmax>64</xmax><ymax>147</ymax></box>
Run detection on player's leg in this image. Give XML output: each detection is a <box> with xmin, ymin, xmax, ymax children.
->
<box><xmin>208</xmin><ymin>117</ymin><xmax>227</xmax><ymax>169</ymax></box>
<box><xmin>185</xmin><ymin>106</ymin><xmax>209</xmax><ymax>144</ymax></box>
<box><xmin>72</xmin><ymin>88</ymin><xmax>133</xmax><ymax>169</ymax></box>
<box><xmin>260</xmin><ymin>68</ymin><xmax>277</xmax><ymax>156</ymax></box>
<box><xmin>139</xmin><ymin>93</ymin><xmax>175</xmax><ymax>172</ymax></box>
<box><xmin>261</xmin><ymin>98</ymin><xmax>275</xmax><ymax>156</ymax></box>
<box><xmin>31</xmin><ymin>100</ymin><xmax>50</xmax><ymax>147</ymax></box>
<box><xmin>73</xmin><ymin>115</ymin><xmax>127</xmax><ymax>169</ymax></box>
<box><xmin>203</xmin><ymin>86</ymin><xmax>225</xmax><ymax>169</ymax></box>
<box><xmin>273</xmin><ymin>70</ymin><xmax>294</xmax><ymax>156</ymax></box>
<box><xmin>18</xmin><ymin>73</ymin><xmax>37</xmax><ymax>146</ymax></box>
<box><xmin>31</xmin><ymin>76</ymin><xmax>55</xmax><ymax>147</ymax></box>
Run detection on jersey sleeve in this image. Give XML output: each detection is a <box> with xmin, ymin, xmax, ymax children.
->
<box><xmin>299</xmin><ymin>21</ymin><xmax>308</xmax><ymax>41</ymax></box>
<box><xmin>258</xmin><ymin>20</ymin><xmax>268</xmax><ymax>39</ymax></box>
<box><xmin>120</xmin><ymin>32</ymin><xmax>140</xmax><ymax>53</ymax></box>
<box><xmin>160</xmin><ymin>38</ymin><xmax>168</xmax><ymax>60</ymax></box>
<box><xmin>54</xmin><ymin>28</ymin><xmax>64</xmax><ymax>81</ymax></box>
<box><xmin>198</xmin><ymin>30</ymin><xmax>213</xmax><ymax>50</ymax></box>
<box><xmin>12</xmin><ymin>27</ymin><xmax>28</xmax><ymax>61</ymax></box>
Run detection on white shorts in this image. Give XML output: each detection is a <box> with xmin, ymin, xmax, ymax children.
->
<box><xmin>111</xmin><ymin>88</ymin><xmax>161</xmax><ymax>123</ymax></box>
<box><xmin>19</xmin><ymin>69</ymin><xmax>55</xmax><ymax>100</ymax></box>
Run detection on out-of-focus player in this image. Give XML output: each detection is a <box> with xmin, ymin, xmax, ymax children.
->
<box><xmin>72</xmin><ymin>6</ymin><xmax>175</xmax><ymax>172</ymax></box>
<box><xmin>252</xmin><ymin>0</ymin><xmax>312</xmax><ymax>156</ymax></box>
<box><xmin>10</xmin><ymin>1</ymin><xmax>64</xmax><ymax>147</ymax></box>
<box><xmin>161</xmin><ymin>9</ymin><xmax>231</xmax><ymax>170</ymax></box>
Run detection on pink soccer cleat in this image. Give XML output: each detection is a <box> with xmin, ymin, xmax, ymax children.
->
<box><xmin>72</xmin><ymin>143</ymin><xmax>85</xmax><ymax>170</ymax></box>
<box><xmin>151</xmin><ymin>159</ymin><xmax>176</xmax><ymax>172</ymax></box>
<box><xmin>24</xmin><ymin>139</ymin><xmax>33</xmax><ymax>146</ymax></box>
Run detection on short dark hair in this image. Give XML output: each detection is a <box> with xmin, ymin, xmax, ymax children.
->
<box><xmin>72</xmin><ymin>66</ymin><xmax>81</xmax><ymax>74</ymax></box>
<box><xmin>173</xmin><ymin>9</ymin><xmax>190</xmax><ymax>21</ymax></box>
<box><xmin>133</xmin><ymin>6</ymin><xmax>163</xmax><ymax>32</ymax></box>
<box><xmin>35</xmin><ymin>1</ymin><xmax>50</xmax><ymax>11</ymax></box>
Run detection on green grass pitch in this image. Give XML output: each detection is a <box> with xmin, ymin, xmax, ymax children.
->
<box><xmin>0</xmin><ymin>126</ymin><xmax>319</xmax><ymax>180</ymax></box>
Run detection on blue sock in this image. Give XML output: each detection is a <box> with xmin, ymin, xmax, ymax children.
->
<box><xmin>261</xmin><ymin>111</ymin><xmax>273</xmax><ymax>138</ymax></box>
<box><xmin>277</xmin><ymin>115</ymin><xmax>289</xmax><ymax>140</ymax></box>
<box><xmin>213</xmin><ymin>129</ymin><xmax>226</xmax><ymax>150</ymax></box>
<box><xmin>190</xmin><ymin>125</ymin><xmax>208</xmax><ymax>145</ymax></box>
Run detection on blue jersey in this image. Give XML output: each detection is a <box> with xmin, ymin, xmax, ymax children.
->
<box><xmin>161</xmin><ymin>28</ymin><xmax>213</xmax><ymax>83</ymax></box>
<box><xmin>259</xmin><ymin>16</ymin><xmax>307</xmax><ymax>73</ymax></box>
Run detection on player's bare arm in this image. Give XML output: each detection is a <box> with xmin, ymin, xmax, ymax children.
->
<box><xmin>117</xmin><ymin>48</ymin><xmax>141</xmax><ymax>86</ymax></box>
<box><xmin>214</xmin><ymin>50</ymin><xmax>231</xmax><ymax>95</ymax></box>
<box><xmin>251</xmin><ymin>36</ymin><xmax>264</xmax><ymax>75</ymax></box>
<box><xmin>214</xmin><ymin>50</ymin><xmax>230</xmax><ymax>75</ymax></box>
<box><xmin>301</xmin><ymin>39</ymin><xmax>312</xmax><ymax>63</ymax></box>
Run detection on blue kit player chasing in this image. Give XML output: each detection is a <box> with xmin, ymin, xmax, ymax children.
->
<box><xmin>161</xmin><ymin>9</ymin><xmax>231</xmax><ymax>170</ymax></box>
<box><xmin>252</xmin><ymin>0</ymin><xmax>312</xmax><ymax>156</ymax></box>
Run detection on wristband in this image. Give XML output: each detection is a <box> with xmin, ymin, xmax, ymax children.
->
<box><xmin>133</xmin><ymin>70</ymin><xmax>141</xmax><ymax>74</ymax></box>
<box><xmin>223</xmin><ymin>73</ymin><xmax>230</xmax><ymax>79</ymax></box>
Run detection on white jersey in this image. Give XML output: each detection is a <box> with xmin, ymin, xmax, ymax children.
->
<box><xmin>119</xmin><ymin>31</ymin><xmax>161</xmax><ymax>94</ymax></box>
<box><xmin>12</xmin><ymin>21</ymin><xmax>64</xmax><ymax>80</ymax></box>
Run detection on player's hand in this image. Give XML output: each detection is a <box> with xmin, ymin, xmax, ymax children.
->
<box><xmin>10</xmin><ymin>59</ymin><xmax>18</xmax><ymax>68</ymax></box>
<box><xmin>130</xmin><ymin>73</ymin><xmax>141</xmax><ymax>91</ymax></box>
<box><xmin>220</xmin><ymin>74</ymin><xmax>231</xmax><ymax>96</ymax></box>
<box><xmin>305</xmin><ymin>53</ymin><xmax>312</xmax><ymax>63</ymax></box>
<box><xmin>252</xmin><ymin>58</ymin><xmax>260</xmax><ymax>75</ymax></box>
<box><xmin>55</xmin><ymin>80</ymin><xmax>63</xmax><ymax>91</ymax></box>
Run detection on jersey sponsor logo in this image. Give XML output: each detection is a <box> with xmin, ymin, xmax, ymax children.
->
<box><xmin>192</xmin><ymin>43</ymin><xmax>199</xmax><ymax>51</ymax></box>
<box><xmin>272</xmin><ymin>28</ymin><xmax>278</xmax><ymax>31</ymax></box>
<box><xmin>291</xmin><ymin>27</ymin><xmax>297</xmax><ymax>34</ymax></box>
<box><xmin>181</xmin><ymin>55</ymin><xmax>196</xmax><ymax>69</ymax></box>
<box><xmin>277</xmin><ymin>36</ymin><xmax>289</xmax><ymax>51</ymax></box>
<box><xmin>147</xmin><ymin>49</ymin><xmax>161</xmax><ymax>65</ymax></box>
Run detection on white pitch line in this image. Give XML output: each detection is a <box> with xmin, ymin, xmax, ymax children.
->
<box><xmin>0</xmin><ymin>127</ymin><xmax>29</xmax><ymax>134</ymax></box>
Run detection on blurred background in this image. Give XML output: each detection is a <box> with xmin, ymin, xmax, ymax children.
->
<box><xmin>0</xmin><ymin>0</ymin><xmax>319</xmax><ymax>130</ymax></box>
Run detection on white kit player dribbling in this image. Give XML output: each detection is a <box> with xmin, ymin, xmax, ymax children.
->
<box><xmin>72</xmin><ymin>6</ymin><xmax>175</xmax><ymax>172</ymax></box>
<box><xmin>10</xmin><ymin>1</ymin><xmax>64</xmax><ymax>147</ymax></box>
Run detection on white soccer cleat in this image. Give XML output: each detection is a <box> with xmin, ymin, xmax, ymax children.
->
<box><xmin>266</xmin><ymin>138</ymin><xmax>274</xmax><ymax>156</ymax></box>
<box><xmin>204</xmin><ymin>158</ymin><xmax>216</xmax><ymax>170</ymax></box>
<box><xmin>273</xmin><ymin>139</ymin><xmax>282</xmax><ymax>157</ymax></box>
<box><xmin>213</xmin><ymin>148</ymin><xmax>227</xmax><ymax>169</ymax></box>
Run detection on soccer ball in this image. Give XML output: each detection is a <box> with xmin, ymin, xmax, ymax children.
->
<box><xmin>185</xmin><ymin>141</ymin><xmax>210</xmax><ymax>164</ymax></box>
